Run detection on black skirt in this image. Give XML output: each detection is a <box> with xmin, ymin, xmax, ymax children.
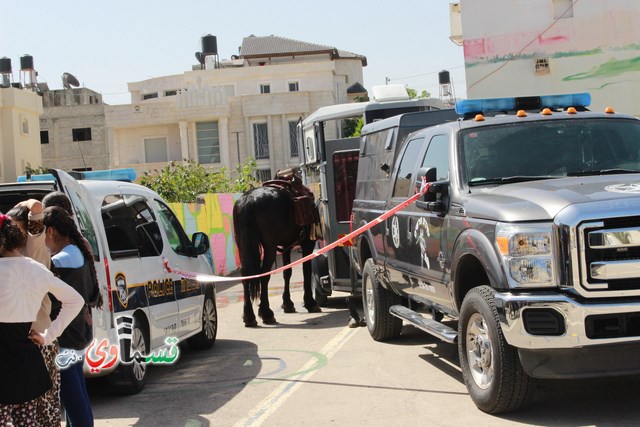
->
<box><xmin>0</xmin><ymin>322</ymin><xmax>52</xmax><ymax>404</ymax></box>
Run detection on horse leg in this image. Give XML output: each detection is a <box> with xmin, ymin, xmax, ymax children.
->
<box><xmin>301</xmin><ymin>238</ymin><xmax>321</xmax><ymax>313</ymax></box>
<box><xmin>258</xmin><ymin>246</ymin><xmax>277</xmax><ymax>324</ymax></box>
<box><xmin>242</xmin><ymin>280</ymin><xmax>258</xmax><ymax>327</ymax></box>
<box><xmin>280</xmin><ymin>248</ymin><xmax>296</xmax><ymax>313</ymax></box>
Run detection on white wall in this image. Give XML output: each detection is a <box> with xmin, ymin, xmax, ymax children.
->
<box><xmin>460</xmin><ymin>0</ymin><xmax>640</xmax><ymax>116</ymax></box>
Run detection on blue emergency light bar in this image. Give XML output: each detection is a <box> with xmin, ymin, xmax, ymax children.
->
<box><xmin>455</xmin><ymin>93</ymin><xmax>591</xmax><ymax>115</ymax></box>
<box><xmin>17</xmin><ymin>168</ymin><xmax>137</xmax><ymax>183</ymax></box>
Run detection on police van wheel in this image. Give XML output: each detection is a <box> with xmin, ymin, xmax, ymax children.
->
<box><xmin>458</xmin><ymin>286</ymin><xmax>535</xmax><ymax>414</ymax></box>
<box><xmin>108</xmin><ymin>316</ymin><xmax>149</xmax><ymax>395</ymax></box>
<box><xmin>362</xmin><ymin>258</ymin><xmax>402</xmax><ymax>341</ymax></box>
<box><xmin>188</xmin><ymin>290</ymin><xmax>218</xmax><ymax>350</ymax></box>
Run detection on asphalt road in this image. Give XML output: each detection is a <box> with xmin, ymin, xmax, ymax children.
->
<box><xmin>87</xmin><ymin>253</ymin><xmax>640</xmax><ymax>427</ymax></box>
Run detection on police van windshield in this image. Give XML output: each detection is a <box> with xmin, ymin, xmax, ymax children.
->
<box><xmin>461</xmin><ymin>119</ymin><xmax>640</xmax><ymax>186</ymax></box>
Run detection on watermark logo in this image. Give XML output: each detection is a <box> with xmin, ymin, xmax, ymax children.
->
<box><xmin>55</xmin><ymin>315</ymin><xmax>180</xmax><ymax>372</ymax></box>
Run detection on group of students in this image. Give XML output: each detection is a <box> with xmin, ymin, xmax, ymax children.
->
<box><xmin>0</xmin><ymin>192</ymin><xmax>101</xmax><ymax>427</ymax></box>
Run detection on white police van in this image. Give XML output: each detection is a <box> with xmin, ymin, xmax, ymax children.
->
<box><xmin>0</xmin><ymin>168</ymin><xmax>217</xmax><ymax>394</ymax></box>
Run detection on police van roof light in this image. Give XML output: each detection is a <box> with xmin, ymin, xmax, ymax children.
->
<box><xmin>455</xmin><ymin>93</ymin><xmax>591</xmax><ymax>115</ymax></box>
<box><xmin>17</xmin><ymin>168</ymin><xmax>137</xmax><ymax>183</ymax></box>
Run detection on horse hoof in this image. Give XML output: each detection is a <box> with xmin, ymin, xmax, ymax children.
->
<box><xmin>281</xmin><ymin>303</ymin><xmax>296</xmax><ymax>314</ymax></box>
<box><xmin>262</xmin><ymin>317</ymin><xmax>278</xmax><ymax>325</ymax></box>
<box><xmin>305</xmin><ymin>304</ymin><xmax>322</xmax><ymax>313</ymax></box>
<box><xmin>244</xmin><ymin>319</ymin><xmax>258</xmax><ymax>328</ymax></box>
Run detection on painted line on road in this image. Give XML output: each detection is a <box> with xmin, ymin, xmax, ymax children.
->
<box><xmin>233</xmin><ymin>326</ymin><xmax>360</xmax><ymax>427</ymax></box>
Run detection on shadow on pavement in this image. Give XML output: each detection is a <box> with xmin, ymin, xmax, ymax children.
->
<box><xmin>88</xmin><ymin>339</ymin><xmax>261</xmax><ymax>427</ymax></box>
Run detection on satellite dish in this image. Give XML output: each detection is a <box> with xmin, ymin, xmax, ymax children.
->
<box><xmin>195</xmin><ymin>52</ymin><xmax>204</xmax><ymax>64</ymax></box>
<box><xmin>62</xmin><ymin>72</ymin><xmax>80</xmax><ymax>89</ymax></box>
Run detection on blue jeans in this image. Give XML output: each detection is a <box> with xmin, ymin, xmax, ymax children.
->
<box><xmin>60</xmin><ymin>360</ymin><xmax>94</xmax><ymax>427</ymax></box>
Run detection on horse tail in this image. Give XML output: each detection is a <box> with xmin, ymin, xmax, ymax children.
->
<box><xmin>233</xmin><ymin>195</ymin><xmax>261</xmax><ymax>302</ymax></box>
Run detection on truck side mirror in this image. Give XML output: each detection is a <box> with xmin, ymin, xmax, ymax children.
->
<box><xmin>416</xmin><ymin>167</ymin><xmax>449</xmax><ymax>214</ymax></box>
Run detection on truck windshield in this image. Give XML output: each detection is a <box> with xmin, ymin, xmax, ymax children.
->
<box><xmin>461</xmin><ymin>119</ymin><xmax>640</xmax><ymax>186</ymax></box>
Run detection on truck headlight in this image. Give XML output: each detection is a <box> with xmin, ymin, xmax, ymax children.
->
<box><xmin>496</xmin><ymin>224</ymin><xmax>556</xmax><ymax>288</ymax></box>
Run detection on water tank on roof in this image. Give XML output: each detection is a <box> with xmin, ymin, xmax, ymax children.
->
<box><xmin>20</xmin><ymin>54</ymin><xmax>34</xmax><ymax>71</ymax></box>
<box><xmin>0</xmin><ymin>57</ymin><xmax>11</xmax><ymax>74</ymax></box>
<box><xmin>202</xmin><ymin>34</ymin><xmax>218</xmax><ymax>56</ymax></box>
<box><xmin>438</xmin><ymin>70</ymin><xmax>451</xmax><ymax>85</ymax></box>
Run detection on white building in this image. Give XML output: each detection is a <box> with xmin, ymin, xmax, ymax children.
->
<box><xmin>106</xmin><ymin>35</ymin><xmax>367</xmax><ymax>180</ymax></box>
<box><xmin>451</xmin><ymin>0</ymin><xmax>640</xmax><ymax>116</ymax></box>
<box><xmin>0</xmin><ymin>87</ymin><xmax>43</xmax><ymax>182</ymax></box>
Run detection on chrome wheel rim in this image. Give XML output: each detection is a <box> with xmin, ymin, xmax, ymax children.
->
<box><xmin>131</xmin><ymin>327</ymin><xmax>147</xmax><ymax>382</ymax></box>
<box><xmin>466</xmin><ymin>313</ymin><xmax>494</xmax><ymax>390</ymax></box>
<box><xmin>203</xmin><ymin>298</ymin><xmax>217</xmax><ymax>339</ymax></box>
<box><xmin>365</xmin><ymin>275</ymin><xmax>375</xmax><ymax>326</ymax></box>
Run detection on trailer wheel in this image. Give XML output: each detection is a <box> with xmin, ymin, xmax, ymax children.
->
<box><xmin>361</xmin><ymin>258</ymin><xmax>402</xmax><ymax>341</ymax></box>
<box><xmin>311</xmin><ymin>255</ymin><xmax>329</xmax><ymax>307</ymax></box>
<box><xmin>458</xmin><ymin>286</ymin><xmax>535</xmax><ymax>414</ymax></box>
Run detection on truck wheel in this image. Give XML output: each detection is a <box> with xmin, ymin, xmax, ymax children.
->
<box><xmin>458</xmin><ymin>286</ymin><xmax>535</xmax><ymax>414</ymax></box>
<box><xmin>311</xmin><ymin>255</ymin><xmax>329</xmax><ymax>307</ymax></box>
<box><xmin>188</xmin><ymin>290</ymin><xmax>218</xmax><ymax>350</ymax></box>
<box><xmin>362</xmin><ymin>258</ymin><xmax>402</xmax><ymax>341</ymax></box>
<box><xmin>108</xmin><ymin>316</ymin><xmax>149</xmax><ymax>395</ymax></box>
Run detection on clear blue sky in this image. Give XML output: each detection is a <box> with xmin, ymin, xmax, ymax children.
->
<box><xmin>1</xmin><ymin>0</ymin><xmax>466</xmax><ymax>105</ymax></box>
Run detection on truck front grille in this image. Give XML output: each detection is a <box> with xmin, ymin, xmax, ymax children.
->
<box><xmin>578</xmin><ymin>217</ymin><xmax>640</xmax><ymax>293</ymax></box>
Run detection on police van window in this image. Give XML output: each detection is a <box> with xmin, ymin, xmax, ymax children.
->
<box><xmin>101</xmin><ymin>194</ymin><xmax>163</xmax><ymax>259</ymax></box>
<box><xmin>420</xmin><ymin>135</ymin><xmax>449</xmax><ymax>181</ymax></box>
<box><xmin>124</xmin><ymin>194</ymin><xmax>164</xmax><ymax>257</ymax></box>
<box><xmin>154</xmin><ymin>200</ymin><xmax>192</xmax><ymax>256</ymax></box>
<box><xmin>393</xmin><ymin>137</ymin><xmax>424</xmax><ymax>198</ymax></box>
<box><xmin>66</xmin><ymin>188</ymin><xmax>99</xmax><ymax>261</ymax></box>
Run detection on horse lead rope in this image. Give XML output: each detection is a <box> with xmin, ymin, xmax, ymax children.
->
<box><xmin>164</xmin><ymin>180</ymin><xmax>430</xmax><ymax>283</ymax></box>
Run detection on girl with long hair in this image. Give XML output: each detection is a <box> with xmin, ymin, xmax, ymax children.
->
<box><xmin>0</xmin><ymin>213</ymin><xmax>84</xmax><ymax>426</ymax></box>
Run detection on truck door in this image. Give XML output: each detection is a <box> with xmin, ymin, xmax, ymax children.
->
<box><xmin>384</xmin><ymin>137</ymin><xmax>426</xmax><ymax>293</ymax></box>
<box><xmin>408</xmin><ymin>134</ymin><xmax>451</xmax><ymax>307</ymax></box>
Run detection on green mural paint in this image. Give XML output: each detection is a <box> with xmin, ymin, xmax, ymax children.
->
<box><xmin>564</xmin><ymin>56</ymin><xmax>640</xmax><ymax>81</ymax></box>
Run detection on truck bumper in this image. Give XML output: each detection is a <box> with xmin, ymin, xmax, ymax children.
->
<box><xmin>494</xmin><ymin>291</ymin><xmax>640</xmax><ymax>378</ymax></box>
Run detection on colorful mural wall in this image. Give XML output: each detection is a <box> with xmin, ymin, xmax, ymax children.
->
<box><xmin>168</xmin><ymin>193</ymin><xmax>240</xmax><ymax>275</ymax></box>
<box><xmin>460</xmin><ymin>0</ymin><xmax>640</xmax><ymax>116</ymax></box>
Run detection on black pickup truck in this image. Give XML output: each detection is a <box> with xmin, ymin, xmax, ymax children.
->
<box><xmin>351</xmin><ymin>93</ymin><xmax>640</xmax><ymax>413</ymax></box>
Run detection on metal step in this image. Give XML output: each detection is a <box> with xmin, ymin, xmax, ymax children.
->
<box><xmin>390</xmin><ymin>305</ymin><xmax>458</xmax><ymax>344</ymax></box>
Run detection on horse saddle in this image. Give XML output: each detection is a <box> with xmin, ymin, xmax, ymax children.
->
<box><xmin>263</xmin><ymin>169</ymin><xmax>320</xmax><ymax>227</ymax></box>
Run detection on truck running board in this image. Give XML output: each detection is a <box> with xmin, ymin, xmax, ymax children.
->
<box><xmin>390</xmin><ymin>305</ymin><xmax>458</xmax><ymax>344</ymax></box>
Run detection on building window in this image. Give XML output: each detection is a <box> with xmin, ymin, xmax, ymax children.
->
<box><xmin>196</xmin><ymin>121</ymin><xmax>220</xmax><ymax>164</ymax></box>
<box><xmin>288</xmin><ymin>121</ymin><xmax>299</xmax><ymax>157</ymax></box>
<box><xmin>553</xmin><ymin>0</ymin><xmax>573</xmax><ymax>19</ymax></box>
<box><xmin>40</xmin><ymin>130</ymin><xmax>50</xmax><ymax>144</ymax></box>
<box><xmin>256</xmin><ymin>169</ymin><xmax>272</xmax><ymax>182</ymax></box>
<box><xmin>253</xmin><ymin>123</ymin><xmax>270</xmax><ymax>159</ymax></box>
<box><xmin>164</xmin><ymin>90</ymin><xmax>177</xmax><ymax>97</ymax></box>
<box><xmin>72</xmin><ymin>127</ymin><xmax>92</xmax><ymax>142</ymax></box>
<box><xmin>144</xmin><ymin>137</ymin><xmax>168</xmax><ymax>163</ymax></box>
<box><xmin>288</xmin><ymin>82</ymin><xmax>299</xmax><ymax>92</ymax></box>
<box><xmin>535</xmin><ymin>58</ymin><xmax>551</xmax><ymax>75</ymax></box>
<box><xmin>21</xmin><ymin>117</ymin><xmax>29</xmax><ymax>135</ymax></box>
<box><xmin>260</xmin><ymin>84</ymin><xmax>271</xmax><ymax>94</ymax></box>
<box><xmin>143</xmin><ymin>92</ymin><xmax>158</xmax><ymax>100</ymax></box>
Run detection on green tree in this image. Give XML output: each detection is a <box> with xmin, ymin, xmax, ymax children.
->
<box><xmin>406</xmin><ymin>86</ymin><xmax>431</xmax><ymax>99</ymax></box>
<box><xmin>139</xmin><ymin>159</ymin><xmax>258</xmax><ymax>203</ymax></box>
<box><xmin>24</xmin><ymin>165</ymin><xmax>50</xmax><ymax>176</ymax></box>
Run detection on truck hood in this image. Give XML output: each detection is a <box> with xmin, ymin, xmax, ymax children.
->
<box><xmin>462</xmin><ymin>174</ymin><xmax>640</xmax><ymax>222</ymax></box>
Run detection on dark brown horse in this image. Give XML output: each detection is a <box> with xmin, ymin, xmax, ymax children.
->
<box><xmin>233</xmin><ymin>184</ymin><xmax>321</xmax><ymax>327</ymax></box>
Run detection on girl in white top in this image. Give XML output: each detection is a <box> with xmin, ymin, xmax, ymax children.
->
<box><xmin>0</xmin><ymin>213</ymin><xmax>84</xmax><ymax>426</ymax></box>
